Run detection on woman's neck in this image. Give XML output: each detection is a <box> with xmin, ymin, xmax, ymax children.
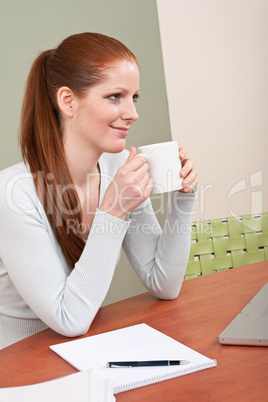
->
<box><xmin>64</xmin><ymin>138</ymin><xmax>101</xmax><ymax>189</ymax></box>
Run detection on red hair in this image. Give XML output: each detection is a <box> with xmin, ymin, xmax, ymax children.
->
<box><xmin>20</xmin><ymin>32</ymin><xmax>137</xmax><ymax>268</ymax></box>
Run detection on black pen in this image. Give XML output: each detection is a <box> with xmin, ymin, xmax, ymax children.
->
<box><xmin>107</xmin><ymin>360</ymin><xmax>190</xmax><ymax>368</ymax></box>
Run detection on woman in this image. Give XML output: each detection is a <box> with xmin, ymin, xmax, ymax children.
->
<box><xmin>0</xmin><ymin>32</ymin><xmax>198</xmax><ymax>349</ymax></box>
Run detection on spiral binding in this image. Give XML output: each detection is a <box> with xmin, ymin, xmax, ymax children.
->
<box><xmin>114</xmin><ymin>359</ymin><xmax>217</xmax><ymax>394</ymax></box>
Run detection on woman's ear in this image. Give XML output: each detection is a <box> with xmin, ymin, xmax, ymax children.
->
<box><xmin>57</xmin><ymin>87</ymin><xmax>75</xmax><ymax>118</ymax></box>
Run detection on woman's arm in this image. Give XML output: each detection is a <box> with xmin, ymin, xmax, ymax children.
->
<box><xmin>0</xmin><ymin>172</ymin><xmax>129</xmax><ymax>337</ymax></box>
<box><xmin>99</xmin><ymin>146</ymin><xmax>198</xmax><ymax>301</ymax></box>
<box><xmin>123</xmin><ymin>190</ymin><xmax>196</xmax><ymax>300</ymax></box>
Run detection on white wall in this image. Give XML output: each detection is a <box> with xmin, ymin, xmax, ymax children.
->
<box><xmin>157</xmin><ymin>0</ymin><xmax>268</xmax><ymax>220</ymax></box>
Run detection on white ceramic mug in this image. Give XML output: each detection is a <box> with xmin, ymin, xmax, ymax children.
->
<box><xmin>137</xmin><ymin>141</ymin><xmax>183</xmax><ymax>195</ymax></box>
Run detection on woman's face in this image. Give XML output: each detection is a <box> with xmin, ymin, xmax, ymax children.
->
<box><xmin>65</xmin><ymin>60</ymin><xmax>140</xmax><ymax>156</ymax></box>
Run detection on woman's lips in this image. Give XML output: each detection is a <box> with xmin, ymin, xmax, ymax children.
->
<box><xmin>111</xmin><ymin>126</ymin><xmax>129</xmax><ymax>137</ymax></box>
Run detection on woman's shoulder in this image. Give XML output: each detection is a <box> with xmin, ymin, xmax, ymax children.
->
<box><xmin>0</xmin><ymin>162</ymin><xmax>35</xmax><ymax>193</ymax></box>
<box><xmin>0</xmin><ymin>162</ymin><xmax>28</xmax><ymax>180</ymax></box>
<box><xmin>0</xmin><ymin>162</ymin><xmax>44</xmax><ymax>220</ymax></box>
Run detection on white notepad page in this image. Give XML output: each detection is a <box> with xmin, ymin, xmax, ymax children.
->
<box><xmin>0</xmin><ymin>370</ymin><xmax>105</xmax><ymax>402</ymax></box>
<box><xmin>50</xmin><ymin>323</ymin><xmax>217</xmax><ymax>394</ymax></box>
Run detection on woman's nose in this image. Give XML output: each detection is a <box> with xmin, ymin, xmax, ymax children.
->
<box><xmin>122</xmin><ymin>101</ymin><xmax>139</xmax><ymax>123</ymax></box>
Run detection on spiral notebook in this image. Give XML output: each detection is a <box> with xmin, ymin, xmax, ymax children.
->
<box><xmin>50</xmin><ymin>323</ymin><xmax>217</xmax><ymax>394</ymax></box>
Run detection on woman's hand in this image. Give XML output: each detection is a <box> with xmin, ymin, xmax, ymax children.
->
<box><xmin>99</xmin><ymin>147</ymin><xmax>153</xmax><ymax>220</ymax></box>
<box><xmin>179</xmin><ymin>146</ymin><xmax>199</xmax><ymax>193</ymax></box>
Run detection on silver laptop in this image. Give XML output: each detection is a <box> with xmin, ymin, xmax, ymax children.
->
<box><xmin>219</xmin><ymin>283</ymin><xmax>268</xmax><ymax>346</ymax></box>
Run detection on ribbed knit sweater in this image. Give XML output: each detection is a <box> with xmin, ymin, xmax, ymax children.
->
<box><xmin>0</xmin><ymin>150</ymin><xmax>196</xmax><ymax>349</ymax></box>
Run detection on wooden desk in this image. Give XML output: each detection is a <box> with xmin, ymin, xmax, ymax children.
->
<box><xmin>0</xmin><ymin>261</ymin><xmax>267</xmax><ymax>401</ymax></box>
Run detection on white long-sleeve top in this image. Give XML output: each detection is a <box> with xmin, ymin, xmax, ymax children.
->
<box><xmin>0</xmin><ymin>150</ymin><xmax>196</xmax><ymax>349</ymax></box>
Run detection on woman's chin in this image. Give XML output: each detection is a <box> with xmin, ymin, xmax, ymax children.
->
<box><xmin>109</xmin><ymin>140</ymin><xmax>126</xmax><ymax>154</ymax></box>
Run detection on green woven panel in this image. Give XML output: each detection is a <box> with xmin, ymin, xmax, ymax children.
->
<box><xmin>200</xmin><ymin>254</ymin><xmax>233</xmax><ymax>275</ymax></box>
<box><xmin>184</xmin><ymin>212</ymin><xmax>268</xmax><ymax>280</ymax></box>
<box><xmin>185</xmin><ymin>261</ymin><xmax>201</xmax><ymax>278</ymax></box>
<box><xmin>232</xmin><ymin>249</ymin><xmax>266</xmax><ymax>267</ymax></box>
<box><xmin>227</xmin><ymin>215</ymin><xmax>262</xmax><ymax>237</ymax></box>
<box><xmin>194</xmin><ymin>220</ymin><xmax>213</xmax><ymax>242</ymax></box>
<box><xmin>210</xmin><ymin>219</ymin><xmax>229</xmax><ymax>237</ymax></box>
<box><xmin>213</xmin><ymin>237</ymin><xmax>246</xmax><ymax>257</ymax></box>
<box><xmin>257</xmin><ymin>234</ymin><xmax>268</xmax><ymax>248</ymax></box>
<box><xmin>262</xmin><ymin>212</ymin><xmax>268</xmax><ymax>233</ymax></box>
<box><xmin>189</xmin><ymin>240</ymin><xmax>214</xmax><ymax>258</ymax></box>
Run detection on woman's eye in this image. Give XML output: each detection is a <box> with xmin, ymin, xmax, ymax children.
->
<box><xmin>133</xmin><ymin>94</ymin><xmax>140</xmax><ymax>103</ymax></box>
<box><xmin>109</xmin><ymin>94</ymin><xmax>120</xmax><ymax>101</ymax></box>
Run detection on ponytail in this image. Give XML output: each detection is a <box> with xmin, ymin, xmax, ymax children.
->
<box><xmin>20</xmin><ymin>50</ymin><xmax>85</xmax><ymax>268</ymax></box>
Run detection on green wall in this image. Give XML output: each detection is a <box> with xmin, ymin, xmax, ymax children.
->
<box><xmin>0</xmin><ymin>0</ymin><xmax>171</xmax><ymax>304</ymax></box>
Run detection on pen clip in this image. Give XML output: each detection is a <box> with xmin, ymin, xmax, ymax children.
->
<box><xmin>107</xmin><ymin>363</ymin><xmax>132</xmax><ymax>368</ymax></box>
